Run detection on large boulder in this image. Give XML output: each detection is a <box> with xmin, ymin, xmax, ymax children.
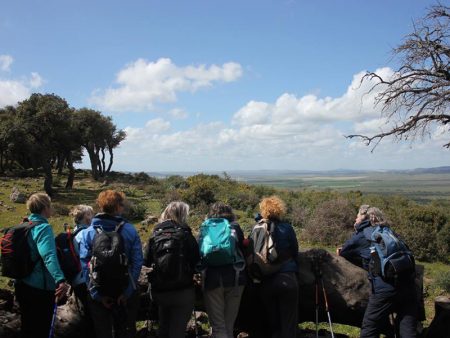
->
<box><xmin>9</xmin><ymin>188</ymin><xmax>26</xmax><ymax>204</ymax></box>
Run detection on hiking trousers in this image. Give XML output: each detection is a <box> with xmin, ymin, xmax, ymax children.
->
<box><xmin>259</xmin><ymin>271</ymin><xmax>299</xmax><ymax>338</ymax></box>
<box><xmin>153</xmin><ymin>287</ymin><xmax>196</xmax><ymax>338</ymax></box>
<box><xmin>87</xmin><ymin>290</ymin><xmax>140</xmax><ymax>338</ymax></box>
<box><xmin>360</xmin><ymin>284</ymin><xmax>418</xmax><ymax>338</ymax></box>
<box><xmin>204</xmin><ymin>285</ymin><xmax>245</xmax><ymax>338</ymax></box>
<box><xmin>15</xmin><ymin>282</ymin><xmax>55</xmax><ymax>338</ymax></box>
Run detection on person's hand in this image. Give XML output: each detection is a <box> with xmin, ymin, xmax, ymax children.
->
<box><xmin>193</xmin><ymin>273</ymin><xmax>202</xmax><ymax>286</ymax></box>
<box><xmin>117</xmin><ymin>294</ymin><xmax>127</xmax><ymax>306</ymax></box>
<box><xmin>336</xmin><ymin>247</ymin><xmax>342</xmax><ymax>256</ymax></box>
<box><xmin>101</xmin><ymin>296</ymin><xmax>115</xmax><ymax>309</ymax></box>
<box><xmin>55</xmin><ymin>282</ymin><xmax>69</xmax><ymax>302</ymax></box>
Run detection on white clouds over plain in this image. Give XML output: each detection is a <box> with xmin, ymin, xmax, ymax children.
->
<box><xmin>90</xmin><ymin>58</ymin><xmax>243</xmax><ymax>112</ymax></box>
<box><xmin>0</xmin><ymin>55</ymin><xmax>44</xmax><ymax>108</ymax></box>
<box><xmin>113</xmin><ymin>66</ymin><xmax>449</xmax><ymax>171</ymax></box>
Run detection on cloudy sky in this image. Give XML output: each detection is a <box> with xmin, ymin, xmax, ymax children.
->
<box><xmin>1</xmin><ymin>0</ymin><xmax>448</xmax><ymax>172</ymax></box>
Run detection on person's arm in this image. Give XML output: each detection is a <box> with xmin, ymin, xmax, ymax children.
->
<box><xmin>79</xmin><ymin>229</ymin><xmax>101</xmax><ymax>301</ymax></box>
<box><xmin>232</xmin><ymin>223</ymin><xmax>245</xmax><ymax>251</ymax></box>
<box><xmin>123</xmin><ymin>226</ymin><xmax>143</xmax><ymax>299</ymax></box>
<box><xmin>33</xmin><ymin>224</ymin><xmax>65</xmax><ymax>284</ymax></box>
<box><xmin>143</xmin><ymin>237</ymin><xmax>154</xmax><ymax>267</ymax></box>
<box><xmin>187</xmin><ymin>232</ymin><xmax>200</xmax><ymax>269</ymax></box>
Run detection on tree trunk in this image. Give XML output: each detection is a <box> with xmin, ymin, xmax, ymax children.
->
<box><xmin>106</xmin><ymin>147</ymin><xmax>114</xmax><ymax>174</ymax></box>
<box><xmin>57</xmin><ymin>153</ymin><xmax>65</xmax><ymax>176</ymax></box>
<box><xmin>65</xmin><ymin>152</ymin><xmax>75</xmax><ymax>189</ymax></box>
<box><xmin>0</xmin><ymin>249</ymin><xmax>426</xmax><ymax>338</ymax></box>
<box><xmin>43</xmin><ymin>161</ymin><xmax>53</xmax><ymax>197</ymax></box>
<box><xmin>85</xmin><ymin>147</ymin><xmax>98</xmax><ymax>180</ymax></box>
<box><xmin>100</xmin><ymin>147</ymin><xmax>106</xmax><ymax>176</ymax></box>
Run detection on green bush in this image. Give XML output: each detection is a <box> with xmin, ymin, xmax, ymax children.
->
<box><xmin>435</xmin><ymin>271</ymin><xmax>450</xmax><ymax>293</ymax></box>
<box><xmin>125</xmin><ymin>201</ymin><xmax>147</xmax><ymax>220</ymax></box>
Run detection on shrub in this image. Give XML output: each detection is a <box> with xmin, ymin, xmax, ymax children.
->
<box><xmin>125</xmin><ymin>201</ymin><xmax>147</xmax><ymax>220</ymax></box>
<box><xmin>302</xmin><ymin>198</ymin><xmax>355</xmax><ymax>246</ymax></box>
<box><xmin>435</xmin><ymin>271</ymin><xmax>450</xmax><ymax>293</ymax></box>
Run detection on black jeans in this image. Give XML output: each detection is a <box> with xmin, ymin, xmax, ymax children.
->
<box><xmin>259</xmin><ymin>272</ymin><xmax>299</xmax><ymax>338</ymax></box>
<box><xmin>360</xmin><ymin>284</ymin><xmax>418</xmax><ymax>338</ymax></box>
<box><xmin>15</xmin><ymin>282</ymin><xmax>55</xmax><ymax>338</ymax></box>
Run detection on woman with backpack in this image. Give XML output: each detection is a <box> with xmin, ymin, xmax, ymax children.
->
<box><xmin>251</xmin><ymin>195</ymin><xmax>299</xmax><ymax>338</ymax></box>
<box><xmin>79</xmin><ymin>190</ymin><xmax>143</xmax><ymax>338</ymax></box>
<box><xmin>199</xmin><ymin>202</ymin><xmax>247</xmax><ymax>338</ymax></box>
<box><xmin>14</xmin><ymin>193</ymin><xmax>69</xmax><ymax>338</ymax></box>
<box><xmin>359</xmin><ymin>207</ymin><xmax>418</xmax><ymax>338</ymax></box>
<box><xmin>143</xmin><ymin>201</ymin><xmax>200</xmax><ymax>338</ymax></box>
<box><xmin>68</xmin><ymin>204</ymin><xmax>95</xmax><ymax>337</ymax></box>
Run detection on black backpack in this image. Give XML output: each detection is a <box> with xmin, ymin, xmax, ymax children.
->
<box><xmin>0</xmin><ymin>218</ymin><xmax>43</xmax><ymax>279</ymax></box>
<box><xmin>149</xmin><ymin>221</ymin><xmax>193</xmax><ymax>291</ymax></box>
<box><xmin>55</xmin><ymin>226</ymin><xmax>83</xmax><ymax>281</ymax></box>
<box><xmin>89</xmin><ymin>222</ymin><xmax>129</xmax><ymax>298</ymax></box>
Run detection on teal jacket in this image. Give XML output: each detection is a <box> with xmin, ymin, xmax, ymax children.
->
<box><xmin>20</xmin><ymin>214</ymin><xmax>65</xmax><ymax>291</ymax></box>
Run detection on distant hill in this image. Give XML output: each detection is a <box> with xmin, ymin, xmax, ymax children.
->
<box><xmin>146</xmin><ymin>166</ymin><xmax>450</xmax><ymax>178</ymax></box>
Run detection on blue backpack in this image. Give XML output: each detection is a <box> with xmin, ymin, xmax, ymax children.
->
<box><xmin>199</xmin><ymin>218</ymin><xmax>243</xmax><ymax>267</ymax></box>
<box><xmin>365</xmin><ymin>225</ymin><xmax>415</xmax><ymax>281</ymax></box>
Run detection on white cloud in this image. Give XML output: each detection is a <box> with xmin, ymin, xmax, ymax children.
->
<box><xmin>0</xmin><ymin>55</ymin><xmax>13</xmax><ymax>71</ymax></box>
<box><xmin>90</xmin><ymin>58</ymin><xmax>243</xmax><ymax>112</ymax></box>
<box><xmin>0</xmin><ymin>55</ymin><xmax>44</xmax><ymax>108</ymax></box>
<box><xmin>168</xmin><ymin>108</ymin><xmax>188</xmax><ymax>120</ymax></box>
<box><xmin>111</xmin><ymin>67</ymin><xmax>448</xmax><ymax>171</ymax></box>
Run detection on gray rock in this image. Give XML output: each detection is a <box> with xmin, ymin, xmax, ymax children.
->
<box><xmin>9</xmin><ymin>187</ymin><xmax>26</xmax><ymax>204</ymax></box>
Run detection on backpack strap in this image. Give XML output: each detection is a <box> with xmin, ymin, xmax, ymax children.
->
<box><xmin>115</xmin><ymin>221</ymin><xmax>126</xmax><ymax>233</ymax></box>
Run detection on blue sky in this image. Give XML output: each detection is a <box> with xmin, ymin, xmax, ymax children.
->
<box><xmin>1</xmin><ymin>1</ymin><xmax>448</xmax><ymax>172</ymax></box>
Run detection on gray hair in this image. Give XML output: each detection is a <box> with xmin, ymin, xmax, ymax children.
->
<box><xmin>160</xmin><ymin>201</ymin><xmax>190</xmax><ymax>225</ymax></box>
<box><xmin>358</xmin><ymin>204</ymin><xmax>370</xmax><ymax>217</ymax></box>
<box><xmin>367</xmin><ymin>207</ymin><xmax>388</xmax><ymax>226</ymax></box>
<box><xmin>70</xmin><ymin>205</ymin><xmax>94</xmax><ymax>225</ymax></box>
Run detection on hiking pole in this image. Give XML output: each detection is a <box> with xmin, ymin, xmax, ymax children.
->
<box><xmin>48</xmin><ymin>302</ymin><xmax>57</xmax><ymax>338</ymax></box>
<box><xmin>315</xmin><ymin>278</ymin><xmax>319</xmax><ymax>338</ymax></box>
<box><xmin>320</xmin><ymin>278</ymin><xmax>335</xmax><ymax>338</ymax></box>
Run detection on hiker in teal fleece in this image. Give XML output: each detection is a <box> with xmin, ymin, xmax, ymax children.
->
<box><xmin>15</xmin><ymin>193</ymin><xmax>69</xmax><ymax>338</ymax></box>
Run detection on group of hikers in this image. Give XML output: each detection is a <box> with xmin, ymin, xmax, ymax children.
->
<box><xmin>0</xmin><ymin>189</ymin><xmax>419</xmax><ymax>338</ymax></box>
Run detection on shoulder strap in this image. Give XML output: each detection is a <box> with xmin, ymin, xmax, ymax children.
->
<box><xmin>115</xmin><ymin>221</ymin><xmax>126</xmax><ymax>233</ymax></box>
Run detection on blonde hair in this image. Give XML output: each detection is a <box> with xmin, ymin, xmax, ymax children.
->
<box><xmin>367</xmin><ymin>207</ymin><xmax>388</xmax><ymax>226</ymax></box>
<box><xmin>259</xmin><ymin>195</ymin><xmax>286</xmax><ymax>220</ymax></box>
<box><xmin>160</xmin><ymin>201</ymin><xmax>190</xmax><ymax>225</ymax></box>
<box><xmin>27</xmin><ymin>193</ymin><xmax>51</xmax><ymax>214</ymax></box>
<box><xmin>70</xmin><ymin>205</ymin><xmax>94</xmax><ymax>225</ymax></box>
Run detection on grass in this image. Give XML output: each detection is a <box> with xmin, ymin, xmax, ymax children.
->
<box><xmin>1</xmin><ymin>173</ymin><xmax>449</xmax><ymax>336</ymax></box>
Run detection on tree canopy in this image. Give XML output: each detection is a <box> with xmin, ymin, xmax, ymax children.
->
<box><xmin>0</xmin><ymin>93</ymin><xmax>126</xmax><ymax>195</ymax></box>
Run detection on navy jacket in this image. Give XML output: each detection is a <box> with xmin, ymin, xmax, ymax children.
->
<box><xmin>340</xmin><ymin>220</ymin><xmax>371</xmax><ymax>270</ymax></box>
<box><xmin>271</xmin><ymin>220</ymin><xmax>299</xmax><ymax>274</ymax></box>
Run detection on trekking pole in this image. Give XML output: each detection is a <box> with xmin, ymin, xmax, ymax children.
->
<box><xmin>48</xmin><ymin>302</ymin><xmax>57</xmax><ymax>338</ymax></box>
<box><xmin>315</xmin><ymin>279</ymin><xmax>319</xmax><ymax>338</ymax></box>
<box><xmin>320</xmin><ymin>278</ymin><xmax>335</xmax><ymax>338</ymax></box>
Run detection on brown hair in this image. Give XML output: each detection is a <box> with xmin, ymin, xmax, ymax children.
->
<box><xmin>27</xmin><ymin>193</ymin><xmax>51</xmax><ymax>214</ymax></box>
<box><xmin>259</xmin><ymin>195</ymin><xmax>286</xmax><ymax>220</ymax></box>
<box><xmin>207</xmin><ymin>202</ymin><xmax>235</xmax><ymax>222</ymax></box>
<box><xmin>96</xmin><ymin>190</ymin><xmax>125</xmax><ymax>215</ymax></box>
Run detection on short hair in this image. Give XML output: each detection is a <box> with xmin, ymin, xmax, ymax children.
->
<box><xmin>207</xmin><ymin>202</ymin><xmax>235</xmax><ymax>222</ymax></box>
<box><xmin>160</xmin><ymin>201</ymin><xmax>190</xmax><ymax>225</ymax></box>
<box><xmin>367</xmin><ymin>207</ymin><xmax>388</xmax><ymax>226</ymax></box>
<box><xmin>259</xmin><ymin>195</ymin><xmax>286</xmax><ymax>220</ymax></box>
<box><xmin>96</xmin><ymin>190</ymin><xmax>125</xmax><ymax>214</ymax></box>
<box><xmin>70</xmin><ymin>204</ymin><xmax>94</xmax><ymax>225</ymax></box>
<box><xmin>27</xmin><ymin>193</ymin><xmax>51</xmax><ymax>214</ymax></box>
